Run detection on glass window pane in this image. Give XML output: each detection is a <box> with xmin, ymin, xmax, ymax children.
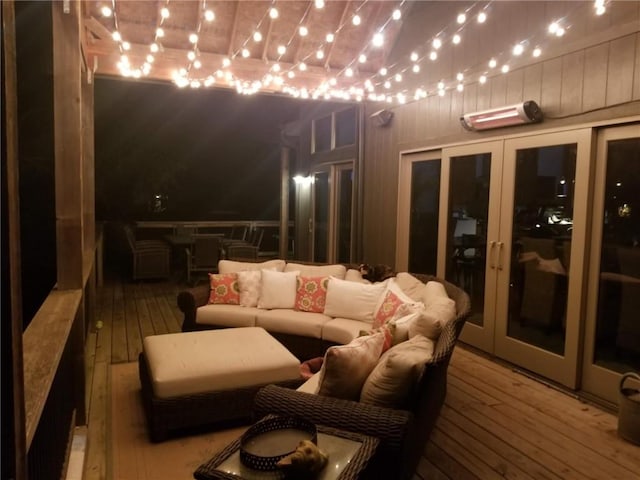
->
<box><xmin>335</xmin><ymin>108</ymin><xmax>356</xmax><ymax>148</ymax></box>
<box><xmin>409</xmin><ymin>160</ymin><xmax>441</xmax><ymax>274</ymax></box>
<box><xmin>446</xmin><ymin>153</ymin><xmax>491</xmax><ymax>327</ymax></box>
<box><xmin>313</xmin><ymin>172</ymin><xmax>329</xmax><ymax>263</ymax></box>
<box><xmin>336</xmin><ymin>168</ymin><xmax>353</xmax><ymax>263</ymax></box>
<box><xmin>594</xmin><ymin>137</ymin><xmax>640</xmax><ymax>373</ymax></box>
<box><xmin>508</xmin><ymin>144</ymin><xmax>577</xmax><ymax>356</ymax></box>
<box><xmin>313</xmin><ymin>116</ymin><xmax>332</xmax><ymax>153</ymax></box>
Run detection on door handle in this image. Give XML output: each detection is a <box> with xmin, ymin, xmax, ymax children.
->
<box><xmin>489</xmin><ymin>241</ymin><xmax>497</xmax><ymax>269</ymax></box>
<box><xmin>497</xmin><ymin>241</ymin><xmax>504</xmax><ymax>270</ymax></box>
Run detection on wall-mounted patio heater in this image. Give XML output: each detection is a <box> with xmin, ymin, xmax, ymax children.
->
<box><xmin>460</xmin><ymin>100</ymin><xmax>543</xmax><ymax>131</ymax></box>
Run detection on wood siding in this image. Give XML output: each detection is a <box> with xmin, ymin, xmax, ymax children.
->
<box><xmin>361</xmin><ymin>1</ymin><xmax>640</xmax><ymax>266</ymax></box>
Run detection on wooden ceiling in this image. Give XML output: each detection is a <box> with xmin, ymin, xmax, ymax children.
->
<box><xmin>83</xmin><ymin>1</ymin><xmax>406</xmax><ymax>94</ymax></box>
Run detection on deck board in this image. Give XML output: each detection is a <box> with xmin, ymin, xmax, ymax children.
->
<box><xmin>84</xmin><ymin>275</ymin><xmax>640</xmax><ymax>480</ymax></box>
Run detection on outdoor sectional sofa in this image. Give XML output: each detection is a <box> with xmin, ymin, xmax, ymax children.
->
<box><xmin>176</xmin><ymin>258</ymin><xmax>471</xmax><ymax>479</ymax></box>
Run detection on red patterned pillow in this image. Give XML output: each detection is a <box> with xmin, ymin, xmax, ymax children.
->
<box><xmin>208</xmin><ymin>273</ymin><xmax>240</xmax><ymax>305</ymax></box>
<box><xmin>295</xmin><ymin>276</ymin><xmax>330</xmax><ymax>313</ymax></box>
<box><xmin>372</xmin><ymin>289</ymin><xmax>405</xmax><ymax>329</ymax></box>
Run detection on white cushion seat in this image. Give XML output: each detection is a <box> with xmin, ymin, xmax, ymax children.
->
<box><xmin>256</xmin><ymin>309</ymin><xmax>332</xmax><ymax>339</ymax></box>
<box><xmin>321</xmin><ymin>317</ymin><xmax>369</xmax><ymax>344</ymax></box>
<box><xmin>143</xmin><ymin>327</ymin><xmax>300</xmax><ymax>398</ymax></box>
<box><xmin>195</xmin><ymin>304</ymin><xmax>259</xmax><ymax>328</ymax></box>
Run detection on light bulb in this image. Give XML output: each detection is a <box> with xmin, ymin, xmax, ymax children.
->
<box><xmin>146</xmin><ymin>54</ymin><xmax>154</xmax><ymax>63</ymax></box>
<box><xmin>359</xmin><ymin>54</ymin><xmax>367</xmax><ymax>63</ymax></box>
<box><xmin>299</xmin><ymin>26</ymin><xmax>308</xmax><ymax>36</ymax></box>
<box><xmin>410</xmin><ymin>52</ymin><xmax>418</xmax><ymax>62</ymax></box>
<box><xmin>277</xmin><ymin>45</ymin><xmax>286</xmax><ymax>55</ymax></box>
<box><xmin>346</xmin><ymin>68</ymin><xmax>353</xmax><ymax>77</ymax></box>
<box><xmin>456</xmin><ymin>72</ymin><xmax>463</xmax><ymax>81</ymax></box>
<box><xmin>478</xmin><ymin>12</ymin><xmax>487</xmax><ymax>23</ymax></box>
<box><xmin>253</xmin><ymin>32</ymin><xmax>262</xmax><ymax>42</ymax></box>
<box><xmin>501</xmin><ymin>64</ymin><xmax>510</xmax><ymax>73</ymax></box>
<box><xmin>269</xmin><ymin>8</ymin><xmax>279</xmax><ymax>19</ymax></box>
<box><xmin>479</xmin><ymin>75</ymin><xmax>487</xmax><ymax>84</ymax></box>
<box><xmin>433</xmin><ymin>38</ymin><xmax>442</xmax><ymax>49</ymax></box>
<box><xmin>315</xmin><ymin>0</ymin><xmax>325</xmax><ymax>8</ymax></box>
<box><xmin>379</xmin><ymin>67</ymin><xmax>387</xmax><ymax>75</ymax></box>
<box><xmin>189</xmin><ymin>33</ymin><xmax>198</xmax><ymax>44</ymax></box>
<box><xmin>395</xmin><ymin>73</ymin><xmax>402</xmax><ymax>82</ymax></box>
<box><xmin>452</xmin><ymin>34</ymin><xmax>461</xmax><ymax>44</ymax></box>
<box><xmin>100</xmin><ymin>6</ymin><xmax>112</xmax><ymax>17</ymax></box>
<box><xmin>160</xmin><ymin>7</ymin><xmax>170</xmax><ymax>19</ymax></box>
<box><xmin>326</xmin><ymin>33</ymin><xmax>334</xmax><ymax>43</ymax></box>
<box><xmin>112</xmin><ymin>31</ymin><xmax>121</xmax><ymax>42</ymax></box>
<box><xmin>372</xmin><ymin>32</ymin><xmax>384</xmax><ymax>47</ymax></box>
<box><xmin>429</xmin><ymin>51</ymin><xmax>437</xmax><ymax>61</ymax></box>
<box><xmin>437</xmin><ymin>81</ymin><xmax>445</xmax><ymax>90</ymax></box>
<box><xmin>352</xmin><ymin>15</ymin><xmax>361</xmax><ymax>26</ymax></box>
<box><xmin>242</xmin><ymin>48</ymin><xmax>250</xmax><ymax>58</ymax></box>
<box><xmin>194</xmin><ymin>60</ymin><xmax>202</xmax><ymax>69</ymax></box>
<box><xmin>392</xmin><ymin>9</ymin><xmax>401</xmax><ymax>20</ymax></box>
<box><xmin>150</xmin><ymin>43</ymin><xmax>159</xmax><ymax>53</ymax></box>
<box><xmin>384</xmin><ymin>81</ymin><xmax>391</xmax><ymax>89</ymax></box>
<box><xmin>489</xmin><ymin>58</ymin><xmax>497</xmax><ymax>68</ymax></box>
<box><xmin>457</xmin><ymin>83</ymin><xmax>464</xmax><ymax>92</ymax></box>
<box><xmin>299</xmin><ymin>62</ymin><xmax>307</xmax><ymax>71</ymax></box>
<box><xmin>412</xmin><ymin>64</ymin><xmax>420</xmax><ymax>73</ymax></box>
<box><xmin>156</xmin><ymin>28</ymin><xmax>165</xmax><ymax>38</ymax></box>
<box><xmin>272</xmin><ymin>63</ymin><xmax>281</xmax><ymax>72</ymax></box>
<box><xmin>457</xmin><ymin>13</ymin><xmax>466</xmax><ymax>24</ymax></box>
<box><xmin>513</xmin><ymin>43</ymin><xmax>524</xmax><ymax>55</ymax></box>
<box><xmin>204</xmin><ymin>10</ymin><xmax>215</xmax><ymax>21</ymax></box>
<box><xmin>533</xmin><ymin>47</ymin><xmax>542</xmax><ymax>57</ymax></box>
<box><xmin>187</xmin><ymin>51</ymin><xmax>196</xmax><ymax>61</ymax></box>
<box><xmin>316</xmin><ymin>50</ymin><xmax>324</xmax><ymax>59</ymax></box>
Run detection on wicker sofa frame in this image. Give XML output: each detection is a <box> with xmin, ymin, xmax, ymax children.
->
<box><xmin>138</xmin><ymin>352</ymin><xmax>303</xmax><ymax>442</ymax></box>
<box><xmin>250</xmin><ymin>274</ymin><xmax>470</xmax><ymax>480</ymax></box>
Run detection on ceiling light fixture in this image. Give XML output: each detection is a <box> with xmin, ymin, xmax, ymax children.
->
<box><xmin>460</xmin><ymin>101</ymin><xmax>543</xmax><ymax>131</ymax></box>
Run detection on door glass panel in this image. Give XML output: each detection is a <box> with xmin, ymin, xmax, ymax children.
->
<box><xmin>409</xmin><ymin>159</ymin><xmax>441</xmax><ymax>274</ymax></box>
<box><xmin>594</xmin><ymin>137</ymin><xmax>640</xmax><ymax>372</ymax></box>
<box><xmin>336</xmin><ymin>168</ymin><xmax>353</xmax><ymax>263</ymax></box>
<box><xmin>508</xmin><ymin>144</ymin><xmax>577</xmax><ymax>355</ymax></box>
<box><xmin>446</xmin><ymin>153</ymin><xmax>491</xmax><ymax>326</ymax></box>
<box><xmin>313</xmin><ymin>172</ymin><xmax>329</xmax><ymax>263</ymax></box>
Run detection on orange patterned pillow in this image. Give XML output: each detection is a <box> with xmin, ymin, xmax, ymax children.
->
<box><xmin>208</xmin><ymin>273</ymin><xmax>240</xmax><ymax>304</ymax></box>
<box><xmin>294</xmin><ymin>276</ymin><xmax>330</xmax><ymax>313</ymax></box>
<box><xmin>372</xmin><ymin>289</ymin><xmax>405</xmax><ymax>329</ymax></box>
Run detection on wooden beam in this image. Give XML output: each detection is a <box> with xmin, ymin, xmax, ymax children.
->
<box><xmin>52</xmin><ymin>0</ymin><xmax>84</xmax><ymax>289</ymax></box>
<box><xmin>2</xmin><ymin>1</ymin><xmax>27</xmax><ymax>478</ymax></box>
<box><xmin>226</xmin><ymin>1</ymin><xmax>240</xmax><ymax>57</ymax></box>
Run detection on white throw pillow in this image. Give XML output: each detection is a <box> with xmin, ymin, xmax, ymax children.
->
<box><xmin>360</xmin><ymin>335</ymin><xmax>435</xmax><ymax>408</ymax></box>
<box><xmin>394</xmin><ymin>272</ymin><xmax>427</xmax><ymax>302</ymax></box>
<box><xmin>236</xmin><ymin>270</ymin><xmax>262</xmax><ymax>307</ymax></box>
<box><xmin>389</xmin><ymin>310</ymin><xmax>421</xmax><ymax>345</ymax></box>
<box><xmin>258</xmin><ymin>270</ymin><xmax>299</xmax><ymax>309</ymax></box>
<box><xmin>323</xmin><ymin>277</ymin><xmax>387</xmax><ymax>323</ymax></box>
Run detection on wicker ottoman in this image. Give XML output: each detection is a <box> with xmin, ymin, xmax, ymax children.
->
<box><xmin>139</xmin><ymin>327</ymin><xmax>302</xmax><ymax>441</ymax></box>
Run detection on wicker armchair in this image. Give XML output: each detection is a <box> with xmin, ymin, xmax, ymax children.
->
<box><xmin>251</xmin><ymin>274</ymin><xmax>471</xmax><ymax>480</ymax></box>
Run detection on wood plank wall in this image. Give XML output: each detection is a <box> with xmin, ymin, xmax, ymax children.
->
<box><xmin>360</xmin><ymin>1</ymin><xmax>640</xmax><ymax>266</ymax></box>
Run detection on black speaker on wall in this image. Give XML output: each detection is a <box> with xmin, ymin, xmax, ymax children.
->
<box><xmin>370</xmin><ymin>109</ymin><xmax>394</xmax><ymax>127</ymax></box>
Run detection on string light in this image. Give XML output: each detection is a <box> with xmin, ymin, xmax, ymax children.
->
<box><xmin>103</xmin><ymin>0</ymin><xmax>610</xmax><ymax>104</ymax></box>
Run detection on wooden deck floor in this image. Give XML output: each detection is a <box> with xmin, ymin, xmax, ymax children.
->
<box><xmin>83</xmin><ymin>276</ymin><xmax>640</xmax><ymax>480</ymax></box>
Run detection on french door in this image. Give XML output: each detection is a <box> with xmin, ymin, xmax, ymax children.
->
<box><xmin>399</xmin><ymin>129</ymin><xmax>592</xmax><ymax>388</ymax></box>
<box><xmin>582</xmin><ymin>124</ymin><xmax>640</xmax><ymax>403</ymax></box>
<box><xmin>311</xmin><ymin>163</ymin><xmax>354</xmax><ymax>263</ymax></box>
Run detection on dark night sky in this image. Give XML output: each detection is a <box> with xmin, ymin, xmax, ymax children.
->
<box><xmin>95</xmin><ymin>77</ymin><xmax>304</xmax><ymax>221</ymax></box>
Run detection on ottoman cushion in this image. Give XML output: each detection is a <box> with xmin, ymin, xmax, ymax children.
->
<box><xmin>143</xmin><ymin>327</ymin><xmax>300</xmax><ymax>398</ymax></box>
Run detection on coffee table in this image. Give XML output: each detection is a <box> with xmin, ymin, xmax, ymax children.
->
<box><xmin>194</xmin><ymin>420</ymin><xmax>379</xmax><ymax>480</ymax></box>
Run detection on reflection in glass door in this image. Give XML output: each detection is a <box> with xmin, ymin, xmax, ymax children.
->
<box><xmin>409</xmin><ymin>159</ymin><xmax>441</xmax><ymax>274</ymax></box>
<box><xmin>312</xmin><ymin>171</ymin><xmax>329</xmax><ymax>263</ymax></box>
<box><xmin>312</xmin><ymin>164</ymin><xmax>353</xmax><ymax>264</ymax></box>
<box><xmin>583</xmin><ymin>125</ymin><xmax>640</xmax><ymax>403</ymax></box>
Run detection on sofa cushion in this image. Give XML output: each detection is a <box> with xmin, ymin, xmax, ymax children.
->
<box><xmin>285</xmin><ymin>262</ymin><xmax>347</xmax><ymax>279</ymax></box>
<box><xmin>208</xmin><ymin>273</ymin><xmax>240</xmax><ymax>305</ymax></box>
<box><xmin>256</xmin><ymin>309</ymin><xmax>331</xmax><ymax>339</ymax></box>
<box><xmin>408</xmin><ymin>297</ymin><xmax>455</xmax><ymax>339</ymax></box>
<box><xmin>294</xmin><ymin>276</ymin><xmax>330</xmax><ymax>313</ymax></box>
<box><xmin>394</xmin><ymin>272</ymin><xmax>426</xmax><ymax>302</ymax></box>
<box><xmin>317</xmin><ymin>331</ymin><xmax>385</xmax><ymax>400</ymax></box>
<box><xmin>218</xmin><ymin>259</ymin><xmax>286</xmax><ymax>274</ymax></box>
<box><xmin>323</xmin><ymin>277</ymin><xmax>387</xmax><ymax>323</ymax></box>
<box><xmin>196</xmin><ymin>304</ymin><xmax>259</xmax><ymax>328</ymax></box>
<box><xmin>258</xmin><ymin>270</ymin><xmax>299</xmax><ymax>309</ymax></box>
<box><xmin>237</xmin><ymin>269</ymin><xmax>263</xmax><ymax>307</ymax></box>
<box><xmin>321</xmin><ymin>317</ymin><xmax>370</xmax><ymax>344</ymax></box>
<box><xmin>422</xmin><ymin>280</ymin><xmax>450</xmax><ymax>309</ymax></box>
<box><xmin>297</xmin><ymin>372</ymin><xmax>321</xmax><ymax>394</ymax></box>
<box><xmin>360</xmin><ymin>334</ymin><xmax>435</xmax><ymax>408</ymax></box>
